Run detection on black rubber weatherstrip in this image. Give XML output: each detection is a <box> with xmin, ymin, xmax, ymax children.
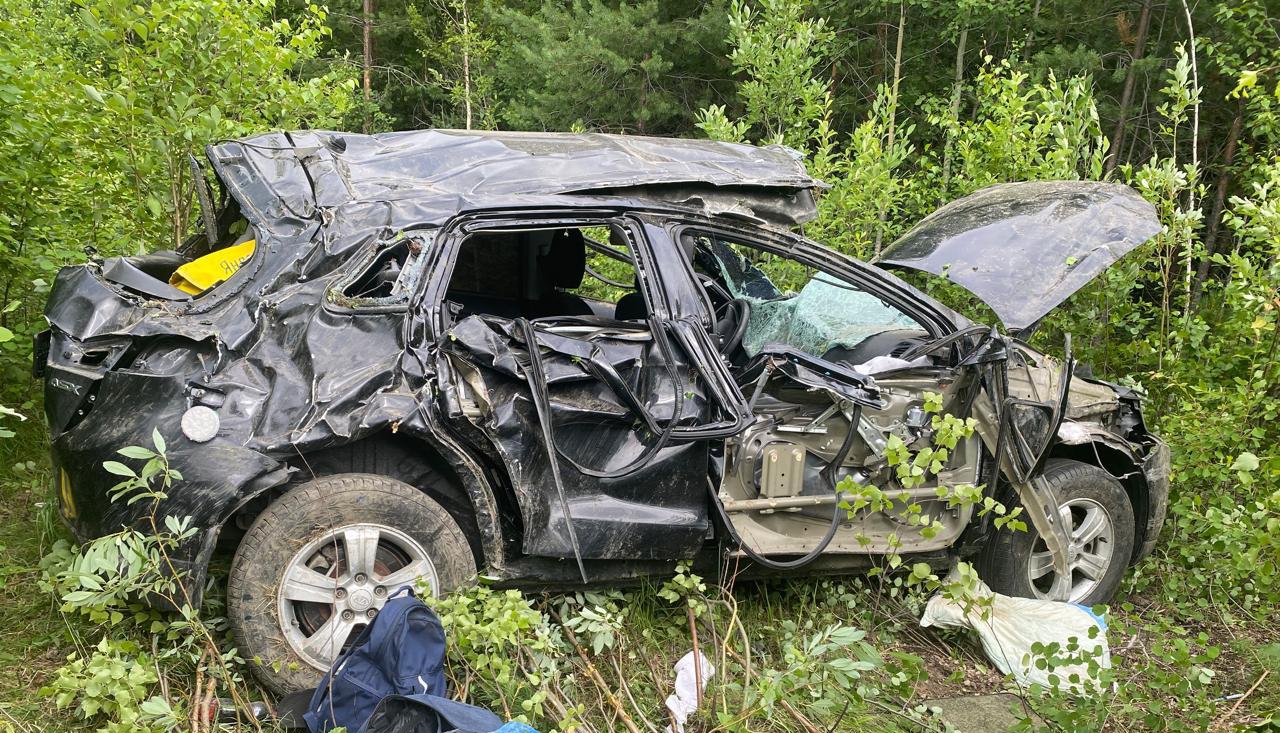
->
<box><xmin>521</xmin><ymin>316</ymin><xmax>686</xmax><ymax>479</ymax></box>
<box><xmin>514</xmin><ymin>317</ymin><xmax>589</xmax><ymax>583</ymax></box>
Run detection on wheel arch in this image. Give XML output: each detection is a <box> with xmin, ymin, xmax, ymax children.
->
<box><xmin>1046</xmin><ymin>438</ymin><xmax>1150</xmax><ymax>564</ymax></box>
<box><xmin>223</xmin><ymin>430</ymin><xmax>513</xmax><ymax>572</ymax></box>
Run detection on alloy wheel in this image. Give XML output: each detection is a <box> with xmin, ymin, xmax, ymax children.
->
<box><xmin>277</xmin><ymin>523</ymin><xmax>439</xmax><ymax>671</ymax></box>
<box><xmin>1026</xmin><ymin>497</ymin><xmax>1116</xmax><ymax>603</ymax></box>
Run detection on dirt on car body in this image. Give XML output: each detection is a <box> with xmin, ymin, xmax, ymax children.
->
<box><xmin>36</xmin><ymin>129</ymin><xmax>1169</xmax><ymax>692</ymax></box>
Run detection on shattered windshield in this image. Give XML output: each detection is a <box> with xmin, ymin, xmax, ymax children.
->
<box><xmin>689</xmin><ymin>234</ymin><xmax>922</xmax><ymax>358</ymax></box>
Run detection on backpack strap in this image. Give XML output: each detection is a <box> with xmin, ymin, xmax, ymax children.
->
<box><xmin>274</xmin><ymin>688</ymin><xmax>314</xmax><ymax>729</ymax></box>
<box><xmin>363</xmin><ymin>693</ymin><xmax>504</xmax><ymax>733</ymax></box>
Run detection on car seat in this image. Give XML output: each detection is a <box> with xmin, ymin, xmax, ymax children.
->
<box><xmin>524</xmin><ymin>229</ymin><xmax>595</xmax><ymax>318</ymax></box>
<box><xmin>613</xmin><ymin>279</ymin><xmax>648</xmax><ymax>320</ymax></box>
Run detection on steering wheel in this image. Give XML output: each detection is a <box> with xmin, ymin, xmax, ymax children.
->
<box><xmin>695</xmin><ymin>273</ymin><xmax>749</xmax><ymax>355</ymax></box>
<box><xmin>714</xmin><ymin>297</ymin><xmax>751</xmax><ymax>356</ymax></box>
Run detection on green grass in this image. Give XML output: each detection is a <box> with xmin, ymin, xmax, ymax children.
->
<box><xmin>0</xmin><ymin>460</ymin><xmax>80</xmax><ymax>733</ymax></box>
<box><xmin>0</xmin><ymin>438</ymin><xmax>1276</xmax><ymax>733</ymax></box>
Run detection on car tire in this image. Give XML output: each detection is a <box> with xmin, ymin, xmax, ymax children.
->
<box><xmin>227</xmin><ymin>473</ymin><xmax>475</xmax><ymax>695</ymax></box>
<box><xmin>976</xmin><ymin>459</ymin><xmax>1134</xmax><ymax>606</ymax></box>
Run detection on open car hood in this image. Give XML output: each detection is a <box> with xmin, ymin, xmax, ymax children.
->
<box><xmin>876</xmin><ymin>181</ymin><xmax>1161</xmax><ymax>332</ymax></box>
<box><xmin>206</xmin><ymin>129</ymin><xmax>824</xmax><ymax>229</ymax></box>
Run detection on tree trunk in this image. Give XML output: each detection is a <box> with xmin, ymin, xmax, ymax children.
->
<box><xmin>362</xmin><ymin>0</ymin><xmax>375</xmax><ymax>133</ymax></box>
<box><xmin>941</xmin><ymin>23</ymin><xmax>969</xmax><ymax>188</ymax></box>
<box><xmin>874</xmin><ymin>2</ymin><xmax>906</xmax><ymax>256</ymax></box>
<box><xmin>1022</xmin><ymin>0</ymin><xmax>1042</xmax><ymax>61</ymax></box>
<box><xmin>873</xmin><ymin>21</ymin><xmax>887</xmax><ymax>86</ymax></box>
<box><xmin>461</xmin><ymin>0</ymin><xmax>472</xmax><ymax>130</ymax></box>
<box><xmin>885</xmin><ymin>3</ymin><xmax>905</xmax><ymax>153</ymax></box>
<box><xmin>1190</xmin><ymin>100</ymin><xmax>1244</xmax><ymax>307</ymax></box>
<box><xmin>1178</xmin><ymin>0</ymin><xmax>1200</xmax><ymax>314</ymax></box>
<box><xmin>1104</xmin><ymin>0</ymin><xmax>1152</xmax><ymax>176</ymax></box>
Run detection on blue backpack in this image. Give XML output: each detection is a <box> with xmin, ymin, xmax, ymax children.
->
<box><xmin>303</xmin><ymin>587</ymin><xmax>504</xmax><ymax>733</ymax></box>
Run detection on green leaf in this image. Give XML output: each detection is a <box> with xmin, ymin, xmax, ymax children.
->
<box><xmin>1258</xmin><ymin>643</ymin><xmax>1280</xmax><ymax>672</ymax></box>
<box><xmin>152</xmin><ymin>428</ymin><xmax>166</xmax><ymax>454</ymax></box>
<box><xmin>117</xmin><ymin>446</ymin><xmax>153</xmax><ymax>460</ymax></box>
<box><xmin>1230</xmin><ymin>452</ymin><xmax>1259</xmax><ymax>473</ymax></box>
<box><xmin>102</xmin><ymin>461</ymin><xmax>136</xmax><ymax>477</ymax></box>
<box><xmin>139</xmin><ymin>696</ymin><xmax>171</xmax><ymax>716</ymax></box>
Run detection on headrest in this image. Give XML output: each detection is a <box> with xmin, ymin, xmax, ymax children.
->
<box><xmin>542</xmin><ymin>229</ymin><xmax>586</xmax><ymax>289</ymax></box>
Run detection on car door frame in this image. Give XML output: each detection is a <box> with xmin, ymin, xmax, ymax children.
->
<box><xmin>411</xmin><ymin>206</ymin><xmax>751</xmax><ymax>565</ymax></box>
<box><xmin>649</xmin><ymin>213</ymin><xmax>1002</xmax><ymax>561</ymax></box>
<box><xmin>652</xmin><ymin>215</ymin><xmax>965</xmax><ymax>342</ymax></box>
<box><xmin>656</xmin><ymin>213</ymin><xmax>1081</xmax><ymax>577</ymax></box>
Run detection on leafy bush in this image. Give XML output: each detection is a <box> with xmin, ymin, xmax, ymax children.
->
<box><xmin>37</xmin><ymin>437</ymin><xmax>253</xmax><ymax>732</ymax></box>
<box><xmin>40</xmin><ymin>638</ymin><xmax>169</xmax><ymax>733</ymax></box>
<box><xmin>0</xmin><ymin>0</ymin><xmax>356</xmax><ymax>402</ymax></box>
<box><xmin>1147</xmin><ymin>160</ymin><xmax>1280</xmax><ymax>614</ymax></box>
<box><xmin>428</xmin><ymin>583</ymin><xmax>572</xmax><ymax>724</ymax></box>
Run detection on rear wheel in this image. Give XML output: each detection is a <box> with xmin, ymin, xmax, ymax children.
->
<box><xmin>977</xmin><ymin>459</ymin><xmax>1134</xmax><ymax>605</ymax></box>
<box><xmin>227</xmin><ymin>474</ymin><xmax>475</xmax><ymax>694</ymax></box>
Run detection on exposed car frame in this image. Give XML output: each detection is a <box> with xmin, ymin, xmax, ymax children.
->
<box><xmin>36</xmin><ymin>130</ymin><xmax>1169</xmax><ymax>692</ymax></box>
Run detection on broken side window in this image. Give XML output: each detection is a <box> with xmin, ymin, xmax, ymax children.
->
<box><xmin>333</xmin><ymin>231</ymin><xmax>433</xmax><ymax>308</ymax></box>
<box><xmin>684</xmin><ymin>231</ymin><xmax>928</xmax><ymax>365</ymax></box>
<box><xmin>443</xmin><ymin>223</ymin><xmax>644</xmax><ymax>322</ymax></box>
<box><xmin>569</xmin><ymin>226</ymin><xmax>640</xmax><ymax>312</ymax></box>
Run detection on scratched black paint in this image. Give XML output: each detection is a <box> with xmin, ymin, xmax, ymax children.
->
<box><xmin>39</xmin><ymin>130</ymin><xmax>823</xmax><ymax>604</ymax></box>
<box><xmin>37</xmin><ymin>129</ymin><xmax>1167</xmax><ymax>607</ymax></box>
<box><xmin>878</xmin><ymin>181</ymin><xmax>1162</xmax><ymax>333</ymax></box>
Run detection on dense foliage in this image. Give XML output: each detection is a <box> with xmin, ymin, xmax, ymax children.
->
<box><xmin>1</xmin><ymin>0</ymin><xmax>1278</xmax><ymax>730</ymax></box>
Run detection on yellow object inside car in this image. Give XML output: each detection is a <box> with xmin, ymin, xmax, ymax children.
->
<box><xmin>169</xmin><ymin>239</ymin><xmax>256</xmax><ymax>295</ymax></box>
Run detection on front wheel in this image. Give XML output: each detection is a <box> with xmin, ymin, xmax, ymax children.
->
<box><xmin>227</xmin><ymin>474</ymin><xmax>476</xmax><ymax>694</ymax></box>
<box><xmin>977</xmin><ymin>459</ymin><xmax>1135</xmax><ymax>606</ymax></box>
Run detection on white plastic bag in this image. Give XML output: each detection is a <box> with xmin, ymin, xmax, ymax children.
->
<box><xmin>665</xmin><ymin>651</ymin><xmax>714</xmax><ymax>733</ymax></box>
<box><xmin>920</xmin><ymin>575</ymin><xmax>1110</xmax><ymax>691</ymax></box>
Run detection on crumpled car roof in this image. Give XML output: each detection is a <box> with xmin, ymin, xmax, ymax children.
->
<box><xmin>206</xmin><ymin>129</ymin><xmax>824</xmax><ymax>229</ymax></box>
<box><xmin>877</xmin><ymin>181</ymin><xmax>1162</xmax><ymax>332</ymax></box>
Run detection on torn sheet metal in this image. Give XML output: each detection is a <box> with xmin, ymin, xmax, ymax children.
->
<box><xmin>1056</xmin><ymin>420</ymin><xmax>1093</xmax><ymax>445</ymax></box>
<box><xmin>36</xmin><ymin>127</ymin><xmax>1171</xmax><ymax>611</ymax></box>
<box><xmin>739</xmin><ymin>344</ymin><xmax>884</xmax><ymax>409</ymax></box>
<box><xmin>40</xmin><ymin>163</ymin><xmax>766</xmax><ymax>603</ymax></box>
<box><xmin>444</xmin><ymin>314</ymin><xmax>712</xmax><ymax>560</ymax></box>
<box><xmin>42</xmin><ymin>175</ymin><xmax>721</xmax><ymax>604</ymax></box>
<box><xmin>207</xmin><ymin>129</ymin><xmax>824</xmax><ymax>231</ymax></box>
<box><xmin>877</xmin><ymin>181</ymin><xmax>1162</xmax><ymax>331</ymax></box>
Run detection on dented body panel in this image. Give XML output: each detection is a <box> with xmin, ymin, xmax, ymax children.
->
<box><xmin>878</xmin><ymin>181</ymin><xmax>1163</xmax><ymax>333</ymax></box>
<box><xmin>38</xmin><ymin>129</ymin><xmax>1170</xmax><ymax>605</ymax></box>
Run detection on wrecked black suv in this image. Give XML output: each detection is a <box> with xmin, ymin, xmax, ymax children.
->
<box><xmin>38</xmin><ymin>129</ymin><xmax>1169</xmax><ymax>693</ymax></box>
